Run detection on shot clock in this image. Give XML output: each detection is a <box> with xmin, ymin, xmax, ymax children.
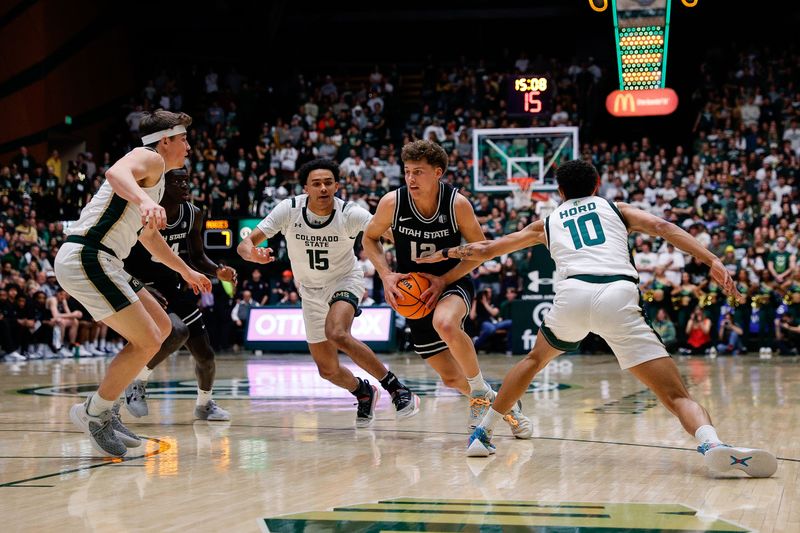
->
<box><xmin>507</xmin><ymin>75</ymin><xmax>552</xmax><ymax>116</ymax></box>
<box><xmin>204</xmin><ymin>219</ymin><xmax>234</xmax><ymax>250</ymax></box>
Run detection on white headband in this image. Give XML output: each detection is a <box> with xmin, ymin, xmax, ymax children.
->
<box><xmin>141</xmin><ymin>125</ymin><xmax>186</xmax><ymax>145</ymax></box>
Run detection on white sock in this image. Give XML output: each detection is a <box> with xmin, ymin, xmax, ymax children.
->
<box><xmin>695</xmin><ymin>425</ymin><xmax>721</xmax><ymax>445</ymax></box>
<box><xmin>99</xmin><ymin>339</ymin><xmax>106</xmax><ymax>349</ymax></box>
<box><xmin>197</xmin><ymin>389</ymin><xmax>212</xmax><ymax>406</ymax></box>
<box><xmin>136</xmin><ymin>367</ymin><xmax>153</xmax><ymax>382</ymax></box>
<box><xmin>480</xmin><ymin>408</ymin><xmax>505</xmax><ymax>433</ymax></box>
<box><xmin>466</xmin><ymin>371</ymin><xmax>490</xmax><ymax>394</ymax></box>
<box><xmin>87</xmin><ymin>393</ymin><xmax>115</xmax><ymax>416</ymax></box>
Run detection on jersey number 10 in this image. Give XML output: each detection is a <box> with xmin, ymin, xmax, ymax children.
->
<box><xmin>563</xmin><ymin>213</ymin><xmax>606</xmax><ymax>250</ymax></box>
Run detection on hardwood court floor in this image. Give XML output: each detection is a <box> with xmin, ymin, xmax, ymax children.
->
<box><xmin>1</xmin><ymin>352</ymin><xmax>798</xmax><ymax>532</ymax></box>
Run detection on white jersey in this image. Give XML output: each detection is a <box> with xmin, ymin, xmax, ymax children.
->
<box><xmin>65</xmin><ymin>148</ymin><xmax>165</xmax><ymax>259</ymax></box>
<box><xmin>545</xmin><ymin>196</ymin><xmax>638</xmax><ymax>284</ymax></box>
<box><xmin>256</xmin><ymin>195</ymin><xmax>372</xmax><ymax>288</ymax></box>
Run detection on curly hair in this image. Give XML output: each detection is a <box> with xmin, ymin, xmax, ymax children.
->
<box><xmin>401</xmin><ymin>140</ymin><xmax>448</xmax><ymax>172</ymax></box>
<box><xmin>298</xmin><ymin>158</ymin><xmax>341</xmax><ymax>186</ymax></box>
<box><xmin>555</xmin><ymin>159</ymin><xmax>600</xmax><ymax>200</ymax></box>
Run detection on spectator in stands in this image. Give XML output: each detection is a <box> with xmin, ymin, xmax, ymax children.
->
<box><xmin>716</xmin><ymin>309</ymin><xmax>745</xmax><ymax>356</ymax></box>
<box><xmin>271</xmin><ymin>270</ymin><xmax>297</xmax><ymax>304</ymax></box>
<box><xmin>680</xmin><ymin>306</ymin><xmax>713</xmax><ymax>355</ymax></box>
<box><xmin>242</xmin><ymin>268</ymin><xmax>270</xmax><ymax>305</ymax></box>
<box><xmin>635</xmin><ymin>240</ymin><xmax>658</xmax><ymax>287</ymax></box>
<box><xmin>230</xmin><ymin>290</ymin><xmax>256</xmax><ymax>351</ymax></box>
<box><xmin>15</xmin><ymin>216</ymin><xmax>38</xmax><ymax>245</ymax></box>
<box><xmin>768</xmin><ymin>236</ymin><xmax>796</xmax><ymax>288</ymax></box>
<box><xmin>470</xmin><ymin>287</ymin><xmax>509</xmax><ymax>353</ymax></box>
<box><xmin>652</xmin><ymin>308</ymin><xmax>678</xmax><ymax>353</ymax></box>
<box><xmin>0</xmin><ymin>287</ymin><xmax>24</xmax><ymax>361</ymax></box>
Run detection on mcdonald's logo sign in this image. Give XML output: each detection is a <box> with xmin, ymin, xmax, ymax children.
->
<box><xmin>606</xmin><ymin>88</ymin><xmax>678</xmax><ymax>117</ymax></box>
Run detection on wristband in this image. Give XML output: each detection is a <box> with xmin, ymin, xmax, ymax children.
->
<box><xmin>442</xmin><ymin>248</ymin><xmax>450</xmax><ymax>258</ymax></box>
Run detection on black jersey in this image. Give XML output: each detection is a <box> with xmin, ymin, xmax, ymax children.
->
<box><xmin>391</xmin><ymin>181</ymin><xmax>462</xmax><ymax>276</ymax></box>
<box><xmin>124</xmin><ymin>202</ymin><xmax>195</xmax><ymax>285</ymax></box>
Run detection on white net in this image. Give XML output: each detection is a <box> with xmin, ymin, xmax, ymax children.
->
<box><xmin>508</xmin><ymin>177</ymin><xmax>534</xmax><ymax>210</ymax></box>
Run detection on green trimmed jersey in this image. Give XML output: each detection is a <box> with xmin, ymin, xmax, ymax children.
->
<box><xmin>65</xmin><ymin>148</ymin><xmax>165</xmax><ymax>259</ymax></box>
<box><xmin>544</xmin><ymin>196</ymin><xmax>638</xmax><ymax>283</ymax></box>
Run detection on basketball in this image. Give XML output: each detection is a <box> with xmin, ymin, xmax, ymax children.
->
<box><xmin>394</xmin><ymin>273</ymin><xmax>433</xmax><ymax>319</ymax></box>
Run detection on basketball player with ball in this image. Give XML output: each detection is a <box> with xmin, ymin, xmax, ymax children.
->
<box><xmin>363</xmin><ymin>140</ymin><xmax>532</xmax><ymax>437</ymax></box>
<box><xmin>238</xmin><ymin>159</ymin><xmax>419</xmax><ymax>427</ymax></box>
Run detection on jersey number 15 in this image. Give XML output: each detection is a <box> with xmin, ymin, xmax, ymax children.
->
<box><xmin>306</xmin><ymin>249</ymin><xmax>329</xmax><ymax>270</ymax></box>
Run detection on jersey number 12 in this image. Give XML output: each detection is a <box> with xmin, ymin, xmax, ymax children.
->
<box><xmin>410</xmin><ymin>241</ymin><xmax>437</xmax><ymax>262</ymax></box>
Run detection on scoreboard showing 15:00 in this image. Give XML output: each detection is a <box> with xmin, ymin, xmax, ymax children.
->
<box><xmin>507</xmin><ymin>75</ymin><xmax>552</xmax><ymax>116</ymax></box>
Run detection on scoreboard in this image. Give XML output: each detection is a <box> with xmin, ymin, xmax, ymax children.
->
<box><xmin>507</xmin><ymin>75</ymin><xmax>552</xmax><ymax>116</ymax></box>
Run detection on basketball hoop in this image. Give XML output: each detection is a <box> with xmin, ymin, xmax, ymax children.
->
<box><xmin>508</xmin><ymin>176</ymin><xmax>535</xmax><ymax>210</ymax></box>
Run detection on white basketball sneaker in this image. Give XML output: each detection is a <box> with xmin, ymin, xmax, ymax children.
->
<box><xmin>697</xmin><ymin>442</ymin><xmax>777</xmax><ymax>478</ymax></box>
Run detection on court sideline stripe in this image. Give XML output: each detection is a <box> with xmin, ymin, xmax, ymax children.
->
<box><xmin>1</xmin><ymin>422</ymin><xmax>796</xmax><ymax>464</ymax></box>
<box><xmin>0</xmin><ymin>435</ymin><xmax>170</xmax><ymax>488</ymax></box>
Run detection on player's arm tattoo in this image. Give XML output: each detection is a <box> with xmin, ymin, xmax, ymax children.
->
<box><xmin>442</xmin><ymin>245</ymin><xmax>475</xmax><ymax>259</ymax></box>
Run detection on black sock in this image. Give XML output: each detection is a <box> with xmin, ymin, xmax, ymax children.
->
<box><xmin>379</xmin><ymin>371</ymin><xmax>402</xmax><ymax>395</ymax></box>
<box><xmin>351</xmin><ymin>377</ymin><xmax>370</xmax><ymax>398</ymax></box>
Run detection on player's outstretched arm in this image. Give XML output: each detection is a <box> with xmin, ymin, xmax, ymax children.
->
<box><xmin>187</xmin><ymin>205</ymin><xmax>237</xmax><ymax>284</ymax></box>
<box><xmin>106</xmin><ymin>148</ymin><xmax>167</xmax><ymax>230</ymax></box>
<box><xmin>139</xmin><ymin>226</ymin><xmax>211</xmax><ymax>294</ymax></box>
<box><xmin>237</xmin><ymin>227</ymin><xmax>275</xmax><ymax>265</ymax></box>
<box><xmin>363</xmin><ymin>193</ymin><xmax>409</xmax><ymax>309</ymax></box>
<box><xmin>416</xmin><ymin>219</ymin><xmax>545</xmax><ymax>264</ymax></box>
<box><xmin>617</xmin><ymin>202</ymin><xmax>744</xmax><ymax>303</ymax></box>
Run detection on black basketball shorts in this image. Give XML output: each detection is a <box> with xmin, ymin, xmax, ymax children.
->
<box><xmin>406</xmin><ymin>277</ymin><xmax>474</xmax><ymax>359</ymax></box>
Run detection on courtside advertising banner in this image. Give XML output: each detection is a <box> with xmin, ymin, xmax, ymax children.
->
<box><xmin>245</xmin><ymin>306</ymin><xmax>396</xmax><ymax>351</ymax></box>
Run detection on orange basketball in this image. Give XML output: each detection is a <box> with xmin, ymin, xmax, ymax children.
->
<box><xmin>394</xmin><ymin>273</ymin><xmax>433</xmax><ymax>319</ymax></box>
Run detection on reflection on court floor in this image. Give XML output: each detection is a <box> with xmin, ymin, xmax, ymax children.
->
<box><xmin>1</xmin><ymin>353</ymin><xmax>797</xmax><ymax>532</ymax></box>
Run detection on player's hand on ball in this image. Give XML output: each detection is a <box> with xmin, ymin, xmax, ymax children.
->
<box><xmin>217</xmin><ymin>266</ymin><xmax>238</xmax><ymax>285</ymax></box>
<box><xmin>184</xmin><ymin>270</ymin><xmax>212</xmax><ymax>294</ymax></box>
<box><xmin>416</xmin><ymin>272</ymin><xmax>445</xmax><ymax>309</ymax></box>
<box><xmin>381</xmin><ymin>272</ymin><xmax>411</xmax><ymax>309</ymax></box>
<box><xmin>139</xmin><ymin>198</ymin><xmax>167</xmax><ymax>230</ymax></box>
<box><xmin>414</xmin><ymin>250</ymin><xmax>446</xmax><ymax>263</ymax></box>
